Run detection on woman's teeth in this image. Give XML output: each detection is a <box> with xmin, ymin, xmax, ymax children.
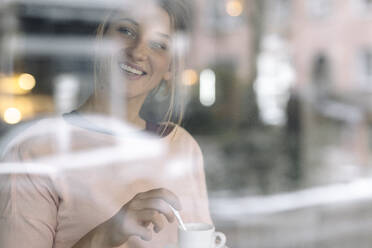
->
<box><xmin>119</xmin><ymin>63</ymin><xmax>144</xmax><ymax>75</ymax></box>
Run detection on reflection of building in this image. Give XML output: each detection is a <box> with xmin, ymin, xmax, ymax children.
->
<box><xmin>269</xmin><ymin>0</ymin><xmax>372</xmax><ymax>185</ymax></box>
<box><xmin>190</xmin><ymin>0</ymin><xmax>252</xmax><ymax>80</ymax></box>
<box><xmin>290</xmin><ymin>0</ymin><xmax>372</xmax><ymax>93</ymax></box>
<box><xmin>184</xmin><ymin>0</ymin><xmax>259</xmax><ymax>129</ymax></box>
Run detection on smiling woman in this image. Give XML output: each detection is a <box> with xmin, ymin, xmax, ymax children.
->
<box><xmin>87</xmin><ymin>0</ymin><xmax>190</xmax><ymax>133</ymax></box>
<box><xmin>108</xmin><ymin>8</ymin><xmax>172</xmax><ymax>98</ymax></box>
<box><xmin>0</xmin><ymin>0</ymin><xmax>213</xmax><ymax>248</ymax></box>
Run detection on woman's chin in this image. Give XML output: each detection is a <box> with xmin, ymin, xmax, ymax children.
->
<box><xmin>124</xmin><ymin>90</ymin><xmax>147</xmax><ymax>100</ymax></box>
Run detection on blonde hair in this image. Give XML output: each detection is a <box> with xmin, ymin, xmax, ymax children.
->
<box><xmin>94</xmin><ymin>0</ymin><xmax>191</xmax><ymax>136</ymax></box>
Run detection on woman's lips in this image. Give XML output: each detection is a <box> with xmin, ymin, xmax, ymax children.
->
<box><xmin>118</xmin><ymin>62</ymin><xmax>147</xmax><ymax>80</ymax></box>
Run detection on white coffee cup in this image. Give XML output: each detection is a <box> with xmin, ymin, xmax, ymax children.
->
<box><xmin>178</xmin><ymin>223</ymin><xmax>226</xmax><ymax>248</ymax></box>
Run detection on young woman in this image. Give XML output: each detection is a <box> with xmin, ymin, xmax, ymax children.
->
<box><xmin>0</xmin><ymin>0</ymin><xmax>212</xmax><ymax>247</ymax></box>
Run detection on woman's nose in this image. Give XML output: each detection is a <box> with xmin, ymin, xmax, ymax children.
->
<box><xmin>125</xmin><ymin>41</ymin><xmax>148</xmax><ymax>61</ymax></box>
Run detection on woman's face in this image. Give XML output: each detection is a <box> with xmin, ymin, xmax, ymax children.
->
<box><xmin>107</xmin><ymin>2</ymin><xmax>173</xmax><ymax>99</ymax></box>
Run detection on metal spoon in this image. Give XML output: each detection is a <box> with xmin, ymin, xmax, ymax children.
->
<box><xmin>169</xmin><ymin>204</ymin><xmax>187</xmax><ymax>231</ymax></box>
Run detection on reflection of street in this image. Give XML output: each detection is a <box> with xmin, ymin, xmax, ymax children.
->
<box><xmin>211</xmin><ymin>179</ymin><xmax>372</xmax><ymax>248</ymax></box>
<box><xmin>199</xmin><ymin>129</ymin><xmax>372</xmax><ymax>247</ymax></box>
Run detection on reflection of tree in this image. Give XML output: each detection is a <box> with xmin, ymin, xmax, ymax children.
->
<box><xmin>285</xmin><ymin>89</ymin><xmax>302</xmax><ymax>184</ymax></box>
<box><xmin>312</xmin><ymin>53</ymin><xmax>332</xmax><ymax>102</ymax></box>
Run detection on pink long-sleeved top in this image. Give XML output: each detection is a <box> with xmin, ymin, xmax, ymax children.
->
<box><xmin>0</xmin><ymin>116</ymin><xmax>211</xmax><ymax>248</ymax></box>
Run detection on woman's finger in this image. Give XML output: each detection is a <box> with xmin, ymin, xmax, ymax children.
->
<box><xmin>138</xmin><ymin>210</ymin><xmax>164</xmax><ymax>233</ymax></box>
<box><xmin>134</xmin><ymin>188</ymin><xmax>181</xmax><ymax>210</ymax></box>
<box><xmin>131</xmin><ymin>198</ymin><xmax>174</xmax><ymax>222</ymax></box>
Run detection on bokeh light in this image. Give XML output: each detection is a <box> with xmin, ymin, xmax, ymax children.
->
<box><xmin>3</xmin><ymin>107</ymin><xmax>22</xmax><ymax>124</ymax></box>
<box><xmin>226</xmin><ymin>0</ymin><xmax>243</xmax><ymax>17</ymax></box>
<box><xmin>200</xmin><ymin>69</ymin><xmax>216</xmax><ymax>107</ymax></box>
<box><xmin>182</xmin><ymin>69</ymin><xmax>198</xmax><ymax>86</ymax></box>
<box><xmin>18</xmin><ymin>73</ymin><xmax>36</xmax><ymax>91</ymax></box>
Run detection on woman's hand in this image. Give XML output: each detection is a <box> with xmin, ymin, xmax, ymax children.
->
<box><xmin>85</xmin><ymin>188</ymin><xmax>182</xmax><ymax>248</ymax></box>
<box><xmin>106</xmin><ymin>188</ymin><xmax>182</xmax><ymax>245</ymax></box>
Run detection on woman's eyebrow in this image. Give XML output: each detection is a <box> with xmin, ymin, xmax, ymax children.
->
<box><xmin>157</xmin><ymin>33</ymin><xmax>171</xmax><ymax>40</ymax></box>
<box><xmin>116</xmin><ymin>18</ymin><xmax>139</xmax><ymax>26</ymax></box>
<box><xmin>115</xmin><ymin>17</ymin><xmax>170</xmax><ymax>39</ymax></box>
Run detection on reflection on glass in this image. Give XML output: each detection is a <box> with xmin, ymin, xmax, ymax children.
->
<box><xmin>0</xmin><ymin>0</ymin><xmax>372</xmax><ymax>248</ymax></box>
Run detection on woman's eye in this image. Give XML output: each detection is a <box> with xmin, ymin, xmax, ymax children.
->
<box><xmin>117</xmin><ymin>27</ymin><xmax>136</xmax><ymax>39</ymax></box>
<box><xmin>150</xmin><ymin>41</ymin><xmax>168</xmax><ymax>51</ymax></box>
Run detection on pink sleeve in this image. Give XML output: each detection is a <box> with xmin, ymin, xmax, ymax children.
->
<box><xmin>0</xmin><ymin>144</ymin><xmax>59</xmax><ymax>248</ymax></box>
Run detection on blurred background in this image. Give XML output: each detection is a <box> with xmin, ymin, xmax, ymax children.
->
<box><xmin>1</xmin><ymin>0</ymin><xmax>372</xmax><ymax>247</ymax></box>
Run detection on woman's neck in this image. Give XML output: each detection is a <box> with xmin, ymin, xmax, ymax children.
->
<box><xmin>78</xmin><ymin>94</ymin><xmax>147</xmax><ymax>130</ymax></box>
<box><xmin>125</xmin><ymin>96</ymin><xmax>146</xmax><ymax>129</ymax></box>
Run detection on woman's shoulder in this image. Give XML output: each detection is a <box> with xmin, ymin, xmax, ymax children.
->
<box><xmin>0</xmin><ymin>116</ymin><xmax>66</xmax><ymax>161</ymax></box>
<box><xmin>166</xmin><ymin>124</ymin><xmax>203</xmax><ymax>155</ymax></box>
<box><xmin>156</xmin><ymin>122</ymin><xmax>192</xmax><ymax>141</ymax></box>
<box><xmin>172</xmin><ymin>124</ymin><xmax>193</xmax><ymax>140</ymax></box>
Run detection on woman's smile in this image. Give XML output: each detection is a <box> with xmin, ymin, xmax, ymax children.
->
<box><xmin>118</xmin><ymin>61</ymin><xmax>148</xmax><ymax>80</ymax></box>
